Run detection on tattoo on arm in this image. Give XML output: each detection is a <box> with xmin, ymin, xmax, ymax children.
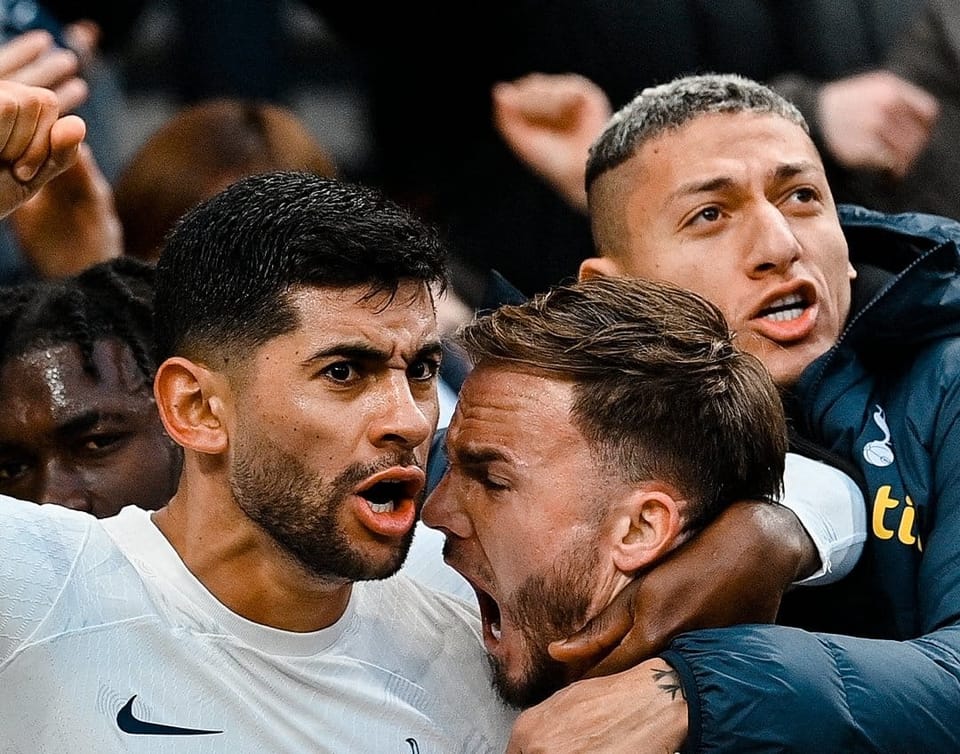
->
<box><xmin>652</xmin><ymin>667</ymin><xmax>686</xmax><ymax>701</ymax></box>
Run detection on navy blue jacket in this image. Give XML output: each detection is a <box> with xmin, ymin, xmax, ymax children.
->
<box><xmin>666</xmin><ymin>205</ymin><xmax>960</xmax><ymax>752</ymax></box>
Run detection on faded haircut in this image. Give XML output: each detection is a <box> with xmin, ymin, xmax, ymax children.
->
<box><xmin>585</xmin><ymin>72</ymin><xmax>808</xmax><ymax>192</ymax></box>
<box><xmin>456</xmin><ymin>275</ymin><xmax>787</xmax><ymax>531</ymax></box>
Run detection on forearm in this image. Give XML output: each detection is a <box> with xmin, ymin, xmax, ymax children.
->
<box><xmin>548</xmin><ymin>491</ymin><xmax>859</xmax><ymax>676</ymax></box>
<box><xmin>665</xmin><ymin>624</ymin><xmax>960</xmax><ymax>752</ymax></box>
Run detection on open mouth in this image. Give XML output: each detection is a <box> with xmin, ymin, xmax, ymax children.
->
<box><xmin>355</xmin><ymin>472</ymin><xmax>423</xmax><ymax>513</ymax></box>
<box><xmin>350</xmin><ymin>466</ymin><xmax>425</xmax><ymax>539</ymax></box>
<box><xmin>756</xmin><ymin>292</ymin><xmax>809</xmax><ymax>322</ymax></box>
<box><xmin>358</xmin><ymin>480</ymin><xmax>409</xmax><ymax>513</ymax></box>
<box><xmin>474</xmin><ymin>585</ymin><xmax>503</xmax><ymax>644</ymax></box>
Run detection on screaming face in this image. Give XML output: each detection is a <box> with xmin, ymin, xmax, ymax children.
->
<box><xmin>422</xmin><ymin>365</ymin><xmax>628</xmax><ymax>708</ymax></box>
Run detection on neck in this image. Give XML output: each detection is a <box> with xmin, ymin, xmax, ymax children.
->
<box><xmin>152</xmin><ymin>471</ymin><xmax>352</xmax><ymax>632</ymax></box>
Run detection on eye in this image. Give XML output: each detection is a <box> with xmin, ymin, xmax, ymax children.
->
<box><xmin>453</xmin><ymin>462</ymin><xmax>512</xmax><ymax>493</ymax></box>
<box><xmin>470</xmin><ymin>467</ymin><xmax>510</xmax><ymax>492</ymax></box>
<box><xmin>779</xmin><ymin>185</ymin><xmax>824</xmax><ymax>216</ymax></box>
<box><xmin>321</xmin><ymin>361</ymin><xmax>359</xmax><ymax>383</ymax></box>
<box><xmin>408</xmin><ymin>356</ymin><xmax>441</xmax><ymax>381</ymax></box>
<box><xmin>481</xmin><ymin>476</ymin><xmax>510</xmax><ymax>492</ymax></box>
<box><xmin>684</xmin><ymin>205</ymin><xmax>724</xmax><ymax>228</ymax></box>
<box><xmin>0</xmin><ymin>460</ymin><xmax>29</xmax><ymax>482</ymax></box>
<box><xmin>80</xmin><ymin>433</ymin><xmax>124</xmax><ymax>453</ymax></box>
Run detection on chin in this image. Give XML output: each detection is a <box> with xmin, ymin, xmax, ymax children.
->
<box><xmin>363</xmin><ymin>552</ymin><xmax>408</xmax><ymax>581</ymax></box>
<box><xmin>489</xmin><ymin>651</ymin><xmax>568</xmax><ymax>710</ymax></box>
<box><xmin>355</xmin><ymin>532</ymin><xmax>416</xmax><ymax>581</ymax></box>
<box><xmin>770</xmin><ymin>352</ymin><xmax>821</xmax><ymax>387</ymax></box>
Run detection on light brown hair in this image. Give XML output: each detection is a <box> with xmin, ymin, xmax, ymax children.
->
<box><xmin>457</xmin><ymin>275</ymin><xmax>787</xmax><ymax>529</ymax></box>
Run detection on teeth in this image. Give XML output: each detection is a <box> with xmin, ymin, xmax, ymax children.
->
<box><xmin>763</xmin><ymin>308</ymin><xmax>804</xmax><ymax>322</ymax></box>
<box><xmin>761</xmin><ymin>293</ymin><xmax>805</xmax><ymax>322</ymax></box>
<box><xmin>490</xmin><ymin>622</ymin><xmax>502</xmax><ymax>641</ymax></box>
<box><xmin>368</xmin><ymin>500</ymin><xmax>395</xmax><ymax>513</ymax></box>
<box><xmin>775</xmin><ymin>293</ymin><xmax>803</xmax><ymax>306</ymax></box>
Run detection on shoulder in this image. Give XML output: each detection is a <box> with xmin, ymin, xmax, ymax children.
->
<box><xmin>351</xmin><ymin>576</ymin><xmax>515</xmax><ymax>741</ymax></box>
<box><xmin>903</xmin><ymin>339</ymin><xmax>960</xmax><ymax>434</ymax></box>
<box><xmin>352</xmin><ymin>575</ymin><xmax>486</xmax><ymax>669</ymax></box>
<box><xmin>364</xmin><ymin>572</ymin><xmax>482</xmax><ymax>631</ymax></box>
<box><xmin>840</xmin><ymin>204</ymin><xmax>960</xmax><ymax>242</ymax></box>
<box><xmin>0</xmin><ymin>495</ymin><xmax>99</xmax><ymax>571</ymax></box>
<box><xmin>0</xmin><ymin>498</ymin><xmax>106</xmax><ymax>662</ymax></box>
<box><xmin>0</xmin><ymin>496</ymin><xmax>151</xmax><ymax>624</ymax></box>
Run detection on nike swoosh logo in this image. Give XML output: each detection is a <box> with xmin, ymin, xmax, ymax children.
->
<box><xmin>116</xmin><ymin>695</ymin><xmax>222</xmax><ymax>736</ymax></box>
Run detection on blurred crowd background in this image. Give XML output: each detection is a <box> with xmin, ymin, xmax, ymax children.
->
<box><xmin>15</xmin><ymin>0</ymin><xmax>957</xmax><ymax>306</ymax></box>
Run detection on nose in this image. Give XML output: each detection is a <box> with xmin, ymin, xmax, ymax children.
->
<box><xmin>368</xmin><ymin>370</ymin><xmax>435</xmax><ymax>451</ymax></box>
<box><xmin>421</xmin><ymin>471</ymin><xmax>473</xmax><ymax>539</ymax></box>
<box><xmin>37</xmin><ymin>459</ymin><xmax>92</xmax><ymax>513</ymax></box>
<box><xmin>744</xmin><ymin>203</ymin><xmax>802</xmax><ymax>277</ymax></box>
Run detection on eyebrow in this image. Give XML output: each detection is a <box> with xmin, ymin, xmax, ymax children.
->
<box><xmin>666</xmin><ymin>161</ymin><xmax>821</xmax><ymax>202</ymax></box>
<box><xmin>448</xmin><ymin>443</ymin><xmax>511</xmax><ymax>467</ymax></box>
<box><xmin>668</xmin><ymin>176</ymin><xmax>734</xmax><ymax>201</ymax></box>
<box><xmin>772</xmin><ymin>161</ymin><xmax>820</xmax><ymax>181</ymax></box>
<box><xmin>55</xmin><ymin>410</ymin><xmax>132</xmax><ymax>439</ymax></box>
<box><xmin>302</xmin><ymin>339</ymin><xmax>444</xmax><ymax>366</ymax></box>
<box><xmin>418</xmin><ymin>341</ymin><xmax>445</xmax><ymax>361</ymax></box>
<box><xmin>0</xmin><ymin>411</ymin><xmax>134</xmax><ymax>454</ymax></box>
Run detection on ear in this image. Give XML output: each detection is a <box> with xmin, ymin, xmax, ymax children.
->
<box><xmin>607</xmin><ymin>484</ymin><xmax>685</xmax><ymax>574</ymax></box>
<box><xmin>153</xmin><ymin>357</ymin><xmax>231</xmax><ymax>455</ymax></box>
<box><xmin>578</xmin><ymin>254</ymin><xmax>623</xmax><ymax>281</ymax></box>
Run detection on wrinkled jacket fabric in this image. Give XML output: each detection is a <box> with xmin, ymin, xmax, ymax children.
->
<box><xmin>666</xmin><ymin>205</ymin><xmax>960</xmax><ymax>752</ymax></box>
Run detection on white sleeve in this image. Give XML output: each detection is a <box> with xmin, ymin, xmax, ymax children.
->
<box><xmin>779</xmin><ymin>452</ymin><xmax>867</xmax><ymax>585</ymax></box>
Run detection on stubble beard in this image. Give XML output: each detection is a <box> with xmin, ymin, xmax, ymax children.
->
<box><xmin>230</xmin><ymin>435</ymin><xmax>419</xmax><ymax>583</ymax></box>
<box><xmin>491</xmin><ymin>542</ymin><xmax>600</xmax><ymax>709</ymax></box>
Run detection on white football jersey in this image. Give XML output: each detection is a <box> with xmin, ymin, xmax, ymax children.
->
<box><xmin>0</xmin><ymin>496</ymin><xmax>515</xmax><ymax>753</ymax></box>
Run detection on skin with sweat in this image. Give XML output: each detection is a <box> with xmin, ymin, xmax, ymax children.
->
<box><xmin>0</xmin><ymin>338</ymin><xmax>178</xmax><ymax>516</ymax></box>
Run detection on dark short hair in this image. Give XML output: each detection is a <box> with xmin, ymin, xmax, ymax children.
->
<box><xmin>153</xmin><ymin>171</ymin><xmax>447</xmax><ymax>362</ymax></box>
<box><xmin>0</xmin><ymin>256</ymin><xmax>157</xmax><ymax>382</ymax></box>
<box><xmin>585</xmin><ymin>73</ymin><xmax>808</xmax><ymax>192</ymax></box>
<box><xmin>457</xmin><ymin>275</ymin><xmax>787</xmax><ymax>530</ymax></box>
